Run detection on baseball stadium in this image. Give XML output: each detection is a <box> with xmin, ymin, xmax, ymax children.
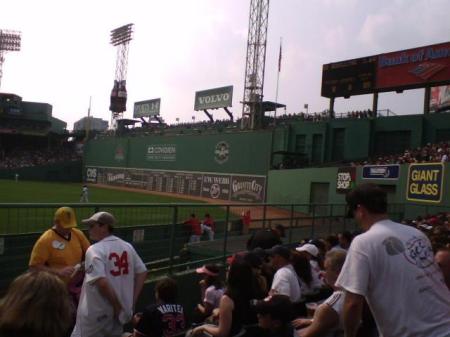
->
<box><xmin>1</xmin><ymin>1</ymin><xmax>450</xmax><ymax>337</ymax></box>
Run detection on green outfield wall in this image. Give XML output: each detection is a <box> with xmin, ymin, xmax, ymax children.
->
<box><xmin>84</xmin><ymin>114</ymin><xmax>450</xmax><ymax>176</ymax></box>
<box><xmin>267</xmin><ymin>162</ymin><xmax>450</xmax><ymax>219</ymax></box>
<box><xmin>83</xmin><ymin>114</ymin><xmax>450</xmax><ymax>204</ymax></box>
<box><xmin>84</xmin><ymin>131</ymin><xmax>272</xmax><ymax>175</ymax></box>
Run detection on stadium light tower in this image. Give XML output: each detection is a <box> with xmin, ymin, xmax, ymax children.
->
<box><xmin>0</xmin><ymin>29</ymin><xmax>21</xmax><ymax>89</ymax></box>
<box><xmin>241</xmin><ymin>0</ymin><xmax>270</xmax><ymax>130</ymax></box>
<box><xmin>109</xmin><ymin>23</ymin><xmax>134</xmax><ymax>127</ymax></box>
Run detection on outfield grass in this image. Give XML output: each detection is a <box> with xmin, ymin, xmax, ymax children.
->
<box><xmin>0</xmin><ymin>180</ymin><xmax>232</xmax><ymax>234</ymax></box>
<box><xmin>0</xmin><ymin>180</ymin><xmax>201</xmax><ymax>203</ymax></box>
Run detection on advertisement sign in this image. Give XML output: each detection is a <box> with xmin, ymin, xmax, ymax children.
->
<box><xmin>194</xmin><ymin>85</ymin><xmax>233</xmax><ymax>111</ymax></box>
<box><xmin>321</xmin><ymin>56</ymin><xmax>377</xmax><ymax>98</ymax></box>
<box><xmin>230</xmin><ymin>175</ymin><xmax>266</xmax><ymax>202</ymax></box>
<box><xmin>406</xmin><ymin>163</ymin><xmax>444</xmax><ymax>203</ymax></box>
<box><xmin>146</xmin><ymin>144</ymin><xmax>177</xmax><ymax>162</ymax></box>
<box><xmin>104</xmin><ymin>169</ymin><xmax>126</xmax><ymax>186</ymax></box>
<box><xmin>376</xmin><ymin>42</ymin><xmax>450</xmax><ymax>91</ymax></box>
<box><xmin>86</xmin><ymin>167</ymin><xmax>266</xmax><ymax>203</ymax></box>
<box><xmin>336</xmin><ymin>167</ymin><xmax>356</xmax><ymax>193</ymax></box>
<box><xmin>201</xmin><ymin>174</ymin><xmax>231</xmax><ymax>200</ymax></box>
<box><xmin>85</xmin><ymin>167</ymin><xmax>98</xmax><ymax>183</ymax></box>
<box><xmin>362</xmin><ymin>165</ymin><xmax>400</xmax><ymax>180</ymax></box>
<box><xmin>430</xmin><ymin>85</ymin><xmax>450</xmax><ymax>112</ymax></box>
<box><xmin>133</xmin><ymin>98</ymin><xmax>161</xmax><ymax>118</ymax></box>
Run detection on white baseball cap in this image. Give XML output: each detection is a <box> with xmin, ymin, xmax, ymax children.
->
<box><xmin>295</xmin><ymin>243</ymin><xmax>319</xmax><ymax>257</ymax></box>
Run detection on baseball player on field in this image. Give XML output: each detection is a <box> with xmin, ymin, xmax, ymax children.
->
<box><xmin>80</xmin><ymin>185</ymin><xmax>89</xmax><ymax>203</ymax></box>
<box><xmin>71</xmin><ymin>211</ymin><xmax>148</xmax><ymax>337</ymax></box>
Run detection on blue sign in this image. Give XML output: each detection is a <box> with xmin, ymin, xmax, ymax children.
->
<box><xmin>407</xmin><ymin>163</ymin><xmax>444</xmax><ymax>203</ymax></box>
<box><xmin>362</xmin><ymin>165</ymin><xmax>400</xmax><ymax>180</ymax></box>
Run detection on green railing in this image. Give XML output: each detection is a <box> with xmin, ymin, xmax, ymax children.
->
<box><xmin>0</xmin><ymin>202</ymin><xmax>405</xmax><ymax>292</ymax></box>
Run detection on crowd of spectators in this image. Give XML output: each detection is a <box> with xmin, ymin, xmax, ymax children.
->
<box><xmin>272</xmin><ymin>109</ymin><xmax>374</xmax><ymax>126</ymax></box>
<box><xmin>352</xmin><ymin>141</ymin><xmax>450</xmax><ymax>166</ymax></box>
<box><xmin>403</xmin><ymin>212</ymin><xmax>450</xmax><ymax>251</ymax></box>
<box><xmin>0</xmin><ymin>147</ymin><xmax>81</xmax><ymax>169</ymax></box>
<box><xmin>99</xmin><ymin>108</ymin><xmax>385</xmax><ymax>138</ymax></box>
<box><xmin>114</xmin><ymin>118</ymin><xmax>239</xmax><ymax>137</ymax></box>
<box><xmin>1</xmin><ymin>185</ymin><xmax>449</xmax><ymax>337</ymax></box>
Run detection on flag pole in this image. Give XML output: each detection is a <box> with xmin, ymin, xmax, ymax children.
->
<box><xmin>274</xmin><ymin>37</ymin><xmax>282</xmax><ymax>122</ymax></box>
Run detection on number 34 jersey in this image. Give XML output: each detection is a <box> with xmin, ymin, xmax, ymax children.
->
<box><xmin>77</xmin><ymin>235</ymin><xmax>147</xmax><ymax>323</ymax></box>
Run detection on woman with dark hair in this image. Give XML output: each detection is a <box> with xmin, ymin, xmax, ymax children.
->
<box><xmin>190</xmin><ymin>258</ymin><xmax>255</xmax><ymax>337</ymax></box>
<box><xmin>291</xmin><ymin>252</ymin><xmax>314</xmax><ymax>291</ymax></box>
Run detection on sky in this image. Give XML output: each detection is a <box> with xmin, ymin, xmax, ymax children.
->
<box><xmin>1</xmin><ymin>0</ymin><xmax>450</xmax><ymax>129</ymax></box>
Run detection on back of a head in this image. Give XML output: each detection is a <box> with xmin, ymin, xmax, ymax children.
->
<box><xmin>291</xmin><ymin>251</ymin><xmax>313</xmax><ymax>285</ymax></box>
<box><xmin>346</xmin><ymin>183</ymin><xmax>387</xmax><ymax>215</ymax></box>
<box><xmin>155</xmin><ymin>277</ymin><xmax>178</xmax><ymax>303</ymax></box>
<box><xmin>255</xmin><ymin>294</ymin><xmax>293</xmax><ymax>324</ymax></box>
<box><xmin>325</xmin><ymin>249</ymin><xmax>347</xmax><ymax>273</ymax></box>
<box><xmin>0</xmin><ymin>271</ymin><xmax>73</xmax><ymax>337</ymax></box>
<box><xmin>227</xmin><ymin>257</ymin><xmax>254</xmax><ymax>300</ymax></box>
<box><xmin>275</xmin><ymin>224</ymin><xmax>286</xmax><ymax>238</ymax></box>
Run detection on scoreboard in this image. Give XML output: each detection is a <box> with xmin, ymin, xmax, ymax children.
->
<box><xmin>321</xmin><ymin>42</ymin><xmax>450</xmax><ymax>98</ymax></box>
<box><xmin>321</xmin><ymin>56</ymin><xmax>377</xmax><ymax>98</ymax></box>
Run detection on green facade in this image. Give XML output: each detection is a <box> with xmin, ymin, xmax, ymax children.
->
<box><xmin>84</xmin><ymin>131</ymin><xmax>273</xmax><ymax>175</ymax></box>
<box><xmin>84</xmin><ymin>114</ymin><xmax>450</xmax><ymax>174</ymax></box>
<box><xmin>267</xmin><ymin>163</ymin><xmax>450</xmax><ymax>219</ymax></box>
<box><xmin>279</xmin><ymin>114</ymin><xmax>450</xmax><ymax>164</ymax></box>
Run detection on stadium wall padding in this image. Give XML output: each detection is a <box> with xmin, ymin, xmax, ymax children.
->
<box><xmin>0</xmin><ymin>161</ymin><xmax>82</xmax><ymax>182</ymax></box>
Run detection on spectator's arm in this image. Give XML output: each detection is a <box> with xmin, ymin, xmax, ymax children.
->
<box><xmin>342</xmin><ymin>291</ymin><xmax>363</xmax><ymax>337</ymax></box>
<box><xmin>133</xmin><ymin>271</ymin><xmax>148</xmax><ymax>309</ymax></box>
<box><xmin>192</xmin><ymin>295</ymin><xmax>233</xmax><ymax>337</ymax></box>
<box><xmin>197</xmin><ymin>301</ymin><xmax>214</xmax><ymax>316</ymax></box>
<box><xmin>95</xmin><ymin>277</ymin><xmax>123</xmax><ymax>319</ymax></box>
<box><xmin>296</xmin><ymin>303</ymin><xmax>339</xmax><ymax>337</ymax></box>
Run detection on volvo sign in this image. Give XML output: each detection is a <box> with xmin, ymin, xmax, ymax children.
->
<box><xmin>194</xmin><ymin>85</ymin><xmax>233</xmax><ymax>110</ymax></box>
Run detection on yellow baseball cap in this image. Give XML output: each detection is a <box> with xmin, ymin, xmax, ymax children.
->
<box><xmin>54</xmin><ymin>207</ymin><xmax>77</xmax><ymax>228</ymax></box>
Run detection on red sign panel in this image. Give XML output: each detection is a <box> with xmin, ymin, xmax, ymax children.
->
<box><xmin>376</xmin><ymin>42</ymin><xmax>450</xmax><ymax>91</ymax></box>
<box><xmin>430</xmin><ymin>85</ymin><xmax>450</xmax><ymax>112</ymax></box>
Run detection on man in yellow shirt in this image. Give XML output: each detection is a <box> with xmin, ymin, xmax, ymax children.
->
<box><xmin>29</xmin><ymin>206</ymin><xmax>90</xmax><ymax>283</ymax></box>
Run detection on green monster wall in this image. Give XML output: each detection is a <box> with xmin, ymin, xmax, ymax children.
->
<box><xmin>84</xmin><ymin>131</ymin><xmax>272</xmax><ymax>175</ymax></box>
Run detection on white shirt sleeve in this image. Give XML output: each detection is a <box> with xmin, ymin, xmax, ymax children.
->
<box><xmin>335</xmin><ymin>237</ymin><xmax>370</xmax><ymax>296</ymax></box>
<box><xmin>271</xmin><ymin>268</ymin><xmax>291</xmax><ymax>297</ymax></box>
<box><xmin>84</xmin><ymin>247</ymin><xmax>106</xmax><ymax>284</ymax></box>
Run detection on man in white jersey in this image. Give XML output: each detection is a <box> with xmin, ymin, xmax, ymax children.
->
<box><xmin>336</xmin><ymin>183</ymin><xmax>450</xmax><ymax>337</ymax></box>
<box><xmin>80</xmin><ymin>185</ymin><xmax>89</xmax><ymax>203</ymax></box>
<box><xmin>71</xmin><ymin>211</ymin><xmax>148</xmax><ymax>337</ymax></box>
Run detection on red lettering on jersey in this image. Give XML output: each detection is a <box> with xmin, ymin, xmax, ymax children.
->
<box><xmin>162</xmin><ymin>313</ymin><xmax>185</xmax><ymax>335</ymax></box>
<box><xmin>109</xmin><ymin>251</ymin><xmax>129</xmax><ymax>276</ymax></box>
